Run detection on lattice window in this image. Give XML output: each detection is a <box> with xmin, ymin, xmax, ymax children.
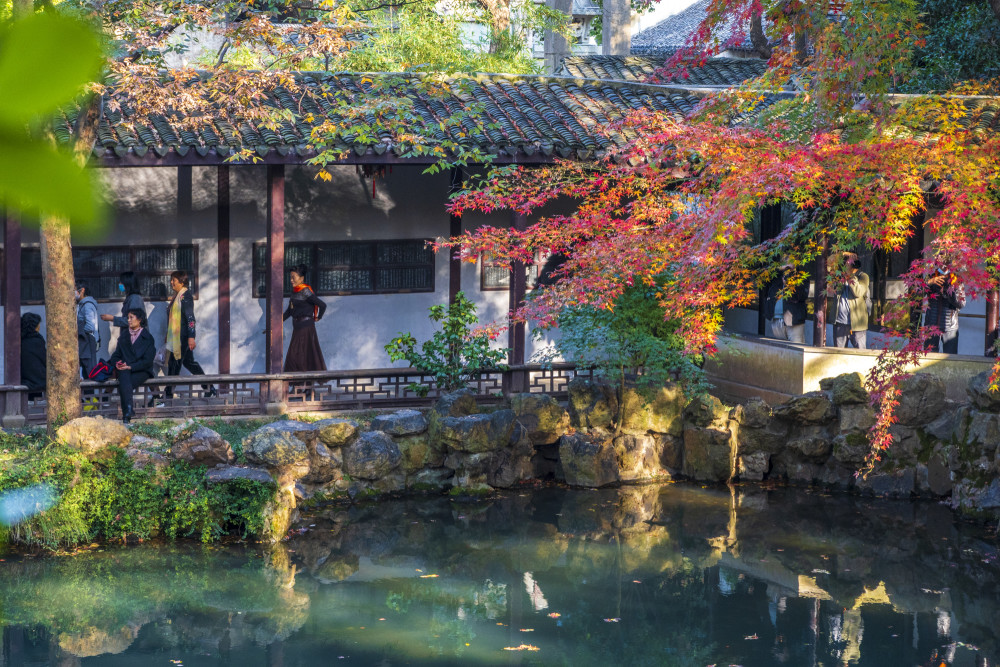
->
<box><xmin>480</xmin><ymin>252</ymin><xmax>545</xmax><ymax>291</ymax></box>
<box><xmin>253</xmin><ymin>240</ymin><xmax>435</xmax><ymax>297</ymax></box>
<box><xmin>11</xmin><ymin>245</ymin><xmax>197</xmax><ymax>304</ymax></box>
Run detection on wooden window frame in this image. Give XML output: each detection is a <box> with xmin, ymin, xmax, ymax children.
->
<box><xmin>2</xmin><ymin>244</ymin><xmax>198</xmax><ymax>305</ymax></box>
<box><xmin>253</xmin><ymin>239</ymin><xmax>436</xmax><ymax>298</ymax></box>
<box><xmin>480</xmin><ymin>252</ymin><xmax>546</xmax><ymax>292</ymax></box>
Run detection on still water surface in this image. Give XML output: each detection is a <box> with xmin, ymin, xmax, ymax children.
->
<box><xmin>1</xmin><ymin>484</ymin><xmax>998</xmax><ymax>666</ymax></box>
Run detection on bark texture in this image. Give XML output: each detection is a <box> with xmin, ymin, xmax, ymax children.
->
<box><xmin>40</xmin><ymin>215</ymin><xmax>82</xmax><ymax>429</ymax></box>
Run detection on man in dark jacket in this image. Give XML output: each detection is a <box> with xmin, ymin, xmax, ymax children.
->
<box><xmin>109</xmin><ymin>309</ymin><xmax>156</xmax><ymax>423</ymax></box>
<box><xmin>20</xmin><ymin>313</ymin><xmax>46</xmax><ymax>400</ymax></box>
<box><xmin>925</xmin><ymin>269</ymin><xmax>966</xmax><ymax>353</ymax></box>
<box><xmin>164</xmin><ymin>270</ymin><xmax>216</xmax><ymax>399</ymax></box>
<box><xmin>764</xmin><ymin>265</ymin><xmax>810</xmax><ymax>343</ymax></box>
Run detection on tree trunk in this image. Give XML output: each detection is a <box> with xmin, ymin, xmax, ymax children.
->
<box><xmin>476</xmin><ymin>0</ymin><xmax>512</xmax><ymax>54</ymax></box>
<box><xmin>40</xmin><ymin>215</ymin><xmax>81</xmax><ymax>429</ymax></box>
<box><xmin>991</xmin><ymin>0</ymin><xmax>1000</xmax><ymax>22</ymax></box>
<box><xmin>602</xmin><ymin>0</ymin><xmax>631</xmax><ymax>56</ymax></box>
<box><xmin>750</xmin><ymin>11</ymin><xmax>771</xmax><ymax>59</ymax></box>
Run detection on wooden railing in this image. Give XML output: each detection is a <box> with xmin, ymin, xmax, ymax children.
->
<box><xmin>0</xmin><ymin>364</ymin><xmax>593</xmax><ymax>426</ymax></box>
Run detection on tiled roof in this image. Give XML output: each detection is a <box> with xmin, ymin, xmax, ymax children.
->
<box><xmin>559</xmin><ymin>56</ymin><xmax>768</xmax><ymax>86</ymax></box>
<box><xmin>72</xmin><ymin>73</ymin><xmax>772</xmax><ymax>167</ymax></box>
<box><xmin>631</xmin><ymin>0</ymin><xmax>758</xmax><ymax>57</ymax></box>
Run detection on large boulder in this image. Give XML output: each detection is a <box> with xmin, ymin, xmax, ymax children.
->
<box><xmin>787</xmin><ymin>429</ymin><xmax>833</xmax><ymax>462</ymax></box>
<box><xmin>395</xmin><ymin>433</ymin><xmax>446</xmax><ymax>472</ymax></box>
<box><xmin>620</xmin><ymin>383</ymin><xmax>686</xmax><ymax>436</ymax></box>
<box><xmin>432</xmin><ymin>389</ymin><xmax>479</xmax><ymax>417</ymax></box>
<box><xmin>243</xmin><ymin>421</ymin><xmax>316</xmax><ymax>468</ymax></box>
<box><xmin>206</xmin><ymin>465</ymin><xmax>274</xmax><ymax>485</ymax></box>
<box><xmin>170</xmin><ymin>424</ymin><xmax>234</xmax><ymax>466</ymax></box>
<box><xmin>567</xmin><ymin>377</ymin><xmax>615</xmax><ymax>431</ymax></box>
<box><xmin>738</xmin><ymin>452</ymin><xmax>770</xmax><ymax>481</ymax></box>
<box><xmin>683</xmin><ymin>394</ymin><xmax>731</xmax><ymax>429</ymax></box>
<box><xmin>966</xmin><ymin>412</ymin><xmax>1000</xmax><ymax>457</ymax></box>
<box><xmin>952</xmin><ymin>479</ymin><xmax>1000</xmax><ymax>511</ymax></box>
<box><xmin>302</xmin><ymin>441</ymin><xmax>343</xmax><ymax>485</ymax></box>
<box><xmin>682</xmin><ymin>426</ymin><xmax>735</xmax><ymax>482</ymax></box>
<box><xmin>438</xmin><ymin>410</ymin><xmax>516</xmax><ymax>454</ymax></box>
<box><xmin>370</xmin><ymin>410</ymin><xmax>428</xmax><ymax>437</ymax></box>
<box><xmin>559</xmin><ymin>433</ymin><xmax>619</xmax><ymax>488</ymax></box>
<box><xmin>125</xmin><ymin>435</ymin><xmax>168</xmax><ymax>471</ymax></box>
<box><xmin>856</xmin><ymin>469</ymin><xmax>915</xmax><ymax>498</ymax></box>
<box><xmin>772</xmin><ymin>392</ymin><xmax>837</xmax><ymax>425</ymax></box>
<box><xmin>342</xmin><ymin>431</ymin><xmax>402</xmax><ymax>480</ymax></box>
<box><xmin>831</xmin><ymin>432</ymin><xmax>870</xmax><ymax>466</ymax></box>
<box><xmin>508</xmin><ymin>393</ymin><xmax>569</xmax><ymax>445</ymax></box>
<box><xmin>56</xmin><ymin>417</ymin><xmax>132</xmax><ymax>459</ymax></box>
<box><xmin>968</xmin><ymin>371</ymin><xmax>1000</xmax><ymax>413</ymax></box>
<box><xmin>895</xmin><ymin>373</ymin><xmax>946</xmax><ymax>426</ymax></box>
<box><xmin>313</xmin><ymin>418</ymin><xmax>359</xmax><ymax>447</ymax></box>
<box><xmin>730</xmin><ymin>398</ymin><xmax>772</xmax><ymax>428</ymax></box>
<box><xmin>820</xmin><ymin>373</ymin><xmax>868</xmax><ymax>405</ymax></box>
<box><xmin>612</xmin><ymin>433</ymin><xmax>666</xmax><ymax>482</ymax></box>
<box><xmin>839</xmin><ymin>404</ymin><xmax>876</xmax><ymax>433</ymax></box>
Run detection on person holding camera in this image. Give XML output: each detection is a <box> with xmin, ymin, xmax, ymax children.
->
<box><xmin>832</xmin><ymin>253</ymin><xmax>870</xmax><ymax>349</ymax></box>
<box><xmin>764</xmin><ymin>264</ymin><xmax>810</xmax><ymax>344</ymax></box>
<box><xmin>925</xmin><ymin>268</ymin><xmax>965</xmax><ymax>353</ymax></box>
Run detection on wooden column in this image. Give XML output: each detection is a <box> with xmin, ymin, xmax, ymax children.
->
<box><xmin>265</xmin><ymin>165</ymin><xmax>286</xmax><ymax>412</ymax></box>
<box><xmin>177</xmin><ymin>165</ymin><xmax>193</xmax><ymax>218</ymax></box>
<box><xmin>757</xmin><ymin>204</ymin><xmax>782</xmax><ymax>336</ymax></box>
<box><xmin>986</xmin><ymin>288</ymin><xmax>999</xmax><ymax>357</ymax></box>
<box><xmin>217</xmin><ymin>165</ymin><xmax>231</xmax><ymax>374</ymax></box>
<box><xmin>3</xmin><ymin>209</ymin><xmax>23</xmax><ymax>427</ymax></box>
<box><xmin>507</xmin><ymin>211</ymin><xmax>528</xmax><ymax>393</ymax></box>
<box><xmin>813</xmin><ymin>236</ymin><xmax>829</xmax><ymax>347</ymax></box>
<box><xmin>448</xmin><ymin>168</ymin><xmax>463</xmax><ymax>304</ymax></box>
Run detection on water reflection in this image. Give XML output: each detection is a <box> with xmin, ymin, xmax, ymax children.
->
<box><xmin>1</xmin><ymin>484</ymin><xmax>997</xmax><ymax>666</ymax></box>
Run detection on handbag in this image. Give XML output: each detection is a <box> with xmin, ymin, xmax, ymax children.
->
<box><xmin>87</xmin><ymin>359</ymin><xmax>112</xmax><ymax>382</ymax></box>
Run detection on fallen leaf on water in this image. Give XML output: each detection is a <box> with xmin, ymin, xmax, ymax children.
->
<box><xmin>632</xmin><ymin>580</ymin><xmax>642</xmax><ymax>584</ymax></box>
<box><xmin>744</xmin><ymin>633</ymin><xmax>758</xmax><ymax>640</ymax></box>
<box><xmin>811</xmin><ymin>569</ymin><xmax>830</xmax><ymax>575</ymax></box>
<box><xmin>520</xmin><ymin>628</ymin><xmax>534</xmax><ymax>632</ymax></box>
<box><xmin>603</xmin><ymin>618</ymin><xmax>620</xmax><ymax>623</ymax></box>
<box><xmin>503</xmin><ymin>644</ymin><xmax>540</xmax><ymax>652</ymax></box>
<box><xmin>420</xmin><ymin>574</ymin><xmax>439</xmax><ymax>578</ymax></box>
<box><xmin>547</xmin><ymin>613</ymin><xmax>561</xmax><ymax>618</ymax></box>
<box><xmin>378</xmin><ymin>618</ymin><xmax>386</xmax><ymax>621</ymax></box>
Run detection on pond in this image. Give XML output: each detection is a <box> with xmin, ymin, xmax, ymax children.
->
<box><xmin>1</xmin><ymin>484</ymin><xmax>998</xmax><ymax>666</ymax></box>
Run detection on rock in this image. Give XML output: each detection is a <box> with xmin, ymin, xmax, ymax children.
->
<box><xmin>314</xmin><ymin>418</ymin><xmax>359</xmax><ymax>447</ymax></box>
<box><xmin>620</xmin><ymin>383</ymin><xmax>686</xmax><ymax>436</ymax></box>
<box><xmin>916</xmin><ymin>449</ymin><xmax>952</xmax><ymax>497</ymax></box>
<box><xmin>170</xmin><ymin>425</ymin><xmax>234</xmax><ymax>466</ymax></box>
<box><xmin>832</xmin><ymin>432</ymin><xmax>870</xmax><ymax>466</ymax></box>
<box><xmin>433</xmin><ymin>388</ymin><xmax>479</xmax><ymax>417</ymax></box>
<box><xmin>924</xmin><ymin>405</ymin><xmax>966</xmax><ymax>442</ymax></box>
<box><xmin>787</xmin><ymin>433</ymin><xmax>832</xmax><ymax>461</ymax></box>
<box><xmin>839</xmin><ymin>404</ymin><xmax>876</xmax><ymax>433</ymax></box>
<box><xmin>315</xmin><ymin>554</ymin><xmax>360</xmax><ymax>582</ymax></box>
<box><xmin>558</xmin><ymin>433</ymin><xmax>619</xmax><ymax>488</ymax></box>
<box><xmin>654</xmin><ymin>433</ymin><xmax>683</xmax><ymax>472</ymax></box>
<box><xmin>611</xmin><ymin>433</ymin><xmax>663</xmax><ymax>482</ymax></box>
<box><xmin>407</xmin><ymin>468</ymin><xmax>454</xmax><ymax>490</ymax></box>
<box><xmin>772</xmin><ymin>392</ymin><xmax>836</xmax><ymax>425</ymax></box>
<box><xmin>738</xmin><ymin>452</ymin><xmax>770</xmax><ymax>481</ymax></box>
<box><xmin>206</xmin><ymin>465</ymin><xmax>274</xmax><ymax>485</ymax></box>
<box><xmin>125</xmin><ymin>435</ymin><xmax>168</xmax><ymax>470</ymax></box>
<box><xmin>56</xmin><ymin>417</ymin><xmax>132</xmax><ymax>458</ymax></box>
<box><xmin>953</xmin><ymin>479</ymin><xmax>1000</xmax><ymax>511</ymax></box>
<box><xmin>856</xmin><ymin>469</ymin><xmax>915</xmax><ymax>498</ymax></box>
<box><xmin>966</xmin><ymin>412</ymin><xmax>1000</xmax><ymax>457</ymax></box>
<box><xmin>243</xmin><ymin>421</ymin><xmax>316</xmax><ymax>468</ymax></box>
<box><xmin>343</xmin><ymin>431</ymin><xmax>402</xmax><ymax>480</ymax></box>
<box><xmin>731</xmin><ymin>398</ymin><xmax>772</xmax><ymax>428</ymax></box>
<box><xmin>895</xmin><ymin>373</ymin><xmax>946</xmax><ymax>426</ymax></box>
<box><xmin>820</xmin><ymin>373</ymin><xmax>868</xmax><ymax>405</ymax></box>
<box><xmin>303</xmin><ymin>441</ymin><xmax>343</xmax><ymax>485</ymax></box>
<box><xmin>786</xmin><ymin>461</ymin><xmax>820</xmax><ymax>484</ymax></box>
<box><xmin>370</xmin><ymin>410</ymin><xmax>428</xmax><ymax>436</ymax></box>
<box><xmin>567</xmin><ymin>377</ymin><xmax>615</xmax><ymax>431</ymax></box>
<box><xmin>682</xmin><ymin>426</ymin><xmax>734</xmax><ymax>482</ymax></box>
<box><xmin>438</xmin><ymin>410</ymin><xmax>516</xmax><ymax>454</ymax></box>
<box><xmin>487</xmin><ymin>447</ymin><xmax>534</xmax><ymax>488</ymax></box>
<box><xmin>737</xmin><ymin>420</ymin><xmax>790</xmax><ymax>455</ymax></box>
<box><xmin>396</xmin><ymin>433</ymin><xmax>446</xmax><ymax>472</ymax></box>
<box><xmin>683</xmin><ymin>394</ymin><xmax>730</xmax><ymax>429</ymax></box>
<box><xmin>817</xmin><ymin>461</ymin><xmax>855</xmax><ymax>491</ymax></box>
<box><xmin>887</xmin><ymin>424</ymin><xmax>922</xmax><ymax>465</ymax></box>
<box><xmin>508</xmin><ymin>393</ymin><xmax>569</xmax><ymax>445</ymax></box>
<box><xmin>968</xmin><ymin>371</ymin><xmax>1000</xmax><ymax>413</ymax></box>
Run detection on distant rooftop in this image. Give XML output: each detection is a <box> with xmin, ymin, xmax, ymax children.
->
<box><xmin>631</xmin><ymin>0</ymin><xmax>759</xmax><ymax>58</ymax></box>
<box><xmin>560</xmin><ymin>55</ymin><xmax>768</xmax><ymax>86</ymax></box>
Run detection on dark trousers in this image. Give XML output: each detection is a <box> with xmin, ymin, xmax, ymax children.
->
<box><xmin>926</xmin><ymin>329</ymin><xmax>959</xmax><ymax>354</ymax></box>
<box><xmin>165</xmin><ymin>347</ymin><xmax>212</xmax><ymax>398</ymax></box>
<box><xmin>117</xmin><ymin>369</ymin><xmax>152</xmax><ymax>415</ymax></box>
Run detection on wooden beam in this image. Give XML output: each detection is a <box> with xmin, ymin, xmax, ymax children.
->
<box><xmin>813</xmin><ymin>235</ymin><xmax>829</xmax><ymax>347</ymax></box>
<box><xmin>177</xmin><ymin>165</ymin><xmax>192</xmax><ymax>218</ymax></box>
<box><xmin>987</xmin><ymin>288</ymin><xmax>999</xmax><ymax>357</ymax></box>
<box><xmin>508</xmin><ymin>211</ymin><xmax>528</xmax><ymax>393</ymax></box>
<box><xmin>217</xmin><ymin>165</ymin><xmax>231</xmax><ymax>374</ymax></box>
<box><xmin>266</xmin><ymin>165</ymin><xmax>285</xmax><ymax>376</ymax></box>
<box><xmin>448</xmin><ymin>168</ymin><xmax>463</xmax><ymax>304</ymax></box>
<box><xmin>3</xmin><ymin>209</ymin><xmax>23</xmax><ymax>427</ymax></box>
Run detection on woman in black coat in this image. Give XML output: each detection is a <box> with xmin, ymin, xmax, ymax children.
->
<box><xmin>108</xmin><ymin>308</ymin><xmax>156</xmax><ymax>423</ymax></box>
<box><xmin>282</xmin><ymin>264</ymin><xmax>327</xmax><ymax>372</ymax></box>
<box><xmin>20</xmin><ymin>312</ymin><xmax>46</xmax><ymax>400</ymax></box>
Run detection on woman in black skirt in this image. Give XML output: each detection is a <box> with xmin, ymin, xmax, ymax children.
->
<box><xmin>283</xmin><ymin>264</ymin><xmax>327</xmax><ymax>371</ymax></box>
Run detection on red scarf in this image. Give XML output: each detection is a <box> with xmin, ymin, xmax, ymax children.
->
<box><xmin>293</xmin><ymin>283</ymin><xmax>318</xmax><ymax>319</ymax></box>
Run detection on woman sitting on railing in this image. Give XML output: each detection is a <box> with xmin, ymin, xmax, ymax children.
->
<box><xmin>108</xmin><ymin>308</ymin><xmax>155</xmax><ymax>424</ymax></box>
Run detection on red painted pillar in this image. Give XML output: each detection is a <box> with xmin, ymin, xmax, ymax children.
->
<box><xmin>265</xmin><ymin>165</ymin><xmax>286</xmax><ymax>411</ymax></box>
<box><xmin>448</xmin><ymin>168</ymin><xmax>463</xmax><ymax>305</ymax></box>
<box><xmin>507</xmin><ymin>210</ymin><xmax>528</xmax><ymax>393</ymax></box>
<box><xmin>3</xmin><ymin>209</ymin><xmax>23</xmax><ymax>426</ymax></box>
<box><xmin>217</xmin><ymin>165</ymin><xmax>231</xmax><ymax>374</ymax></box>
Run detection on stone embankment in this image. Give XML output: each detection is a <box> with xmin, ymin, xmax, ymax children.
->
<box><xmin>54</xmin><ymin>370</ymin><xmax>1000</xmax><ymax>541</ymax></box>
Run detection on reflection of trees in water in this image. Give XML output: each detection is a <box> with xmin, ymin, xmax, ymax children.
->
<box><xmin>1</xmin><ymin>485</ymin><xmax>997</xmax><ymax>665</ymax></box>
